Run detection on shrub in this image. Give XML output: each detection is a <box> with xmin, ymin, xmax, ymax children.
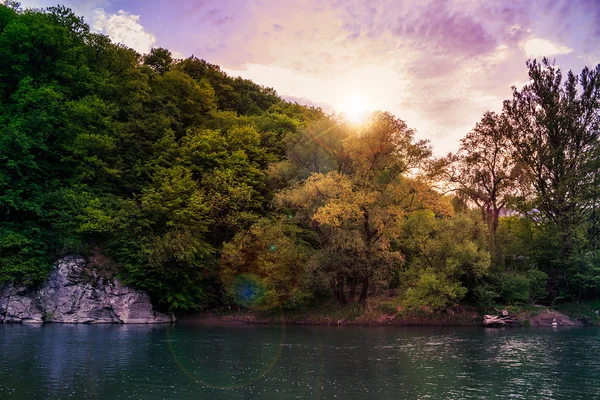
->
<box><xmin>495</xmin><ymin>270</ymin><xmax>548</xmax><ymax>305</ymax></box>
<box><xmin>403</xmin><ymin>270</ymin><xmax>468</xmax><ymax>312</ymax></box>
<box><xmin>473</xmin><ymin>283</ymin><xmax>500</xmax><ymax>311</ymax></box>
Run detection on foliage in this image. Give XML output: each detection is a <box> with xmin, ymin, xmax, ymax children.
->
<box><xmin>472</xmin><ymin>283</ymin><xmax>499</xmax><ymax>311</ymax></box>
<box><xmin>403</xmin><ymin>271</ymin><xmax>468</xmax><ymax>312</ymax></box>
<box><xmin>494</xmin><ymin>271</ymin><xmax>543</xmax><ymax>305</ymax></box>
<box><xmin>2</xmin><ymin>4</ymin><xmax>600</xmax><ymax>314</ymax></box>
<box><xmin>441</xmin><ymin>111</ymin><xmax>517</xmax><ymax>264</ymax></box>
<box><xmin>220</xmin><ymin>219</ymin><xmax>311</xmax><ymax>310</ymax></box>
<box><xmin>0</xmin><ymin>5</ymin><xmax>316</xmax><ymax>310</ymax></box>
<box><xmin>400</xmin><ymin>211</ymin><xmax>490</xmax><ymax>311</ymax></box>
<box><xmin>277</xmin><ymin>112</ymin><xmax>436</xmax><ymax>305</ymax></box>
<box><xmin>503</xmin><ymin>59</ymin><xmax>600</xmax><ymax>298</ymax></box>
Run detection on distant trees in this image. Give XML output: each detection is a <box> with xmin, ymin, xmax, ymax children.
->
<box><xmin>0</xmin><ymin>4</ymin><xmax>319</xmax><ymax>310</ymax></box>
<box><xmin>176</xmin><ymin>57</ymin><xmax>281</xmax><ymax>115</ymax></box>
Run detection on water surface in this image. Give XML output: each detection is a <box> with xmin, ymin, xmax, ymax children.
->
<box><xmin>0</xmin><ymin>323</ymin><xmax>598</xmax><ymax>399</ymax></box>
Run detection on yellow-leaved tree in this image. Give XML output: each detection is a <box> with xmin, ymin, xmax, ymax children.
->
<box><xmin>276</xmin><ymin>112</ymin><xmax>446</xmax><ymax>305</ymax></box>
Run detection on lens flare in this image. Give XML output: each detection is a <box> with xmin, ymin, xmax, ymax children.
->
<box><xmin>231</xmin><ymin>273</ymin><xmax>267</xmax><ymax>309</ymax></box>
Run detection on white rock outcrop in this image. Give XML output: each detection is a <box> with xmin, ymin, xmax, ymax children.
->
<box><xmin>0</xmin><ymin>256</ymin><xmax>172</xmax><ymax>324</ymax></box>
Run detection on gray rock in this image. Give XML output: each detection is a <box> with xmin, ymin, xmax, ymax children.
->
<box><xmin>0</xmin><ymin>283</ymin><xmax>43</xmax><ymax>323</ymax></box>
<box><xmin>0</xmin><ymin>256</ymin><xmax>172</xmax><ymax>324</ymax></box>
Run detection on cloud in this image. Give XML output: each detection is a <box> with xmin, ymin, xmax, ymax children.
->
<box><xmin>17</xmin><ymin>0</ymin><xmax>157</xmax><ymax>54</ymax></box>
<box><xmin>354</xmin><ymin>0</ymin><xmax>498</xmax><ymax>56</ymax></box>
<box><xmin>182</xmin><ymin>0</ymin><xmax>538</xmax><ymax>154</ymax></box>
<box><xmin>521</xmin><ymin>38</ymin><xmax>573</xmax><ymax>58</ymax></box>
<box><xmin>92</xmin><ymin>9</ymin><xmax>156</xmax><ymax>54</ymax></box>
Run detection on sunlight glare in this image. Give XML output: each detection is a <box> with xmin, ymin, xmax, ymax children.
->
<box><xmin>337</xmin><ymin>95</ymin><xmax>371</xmax><ymax>124</ymax></box>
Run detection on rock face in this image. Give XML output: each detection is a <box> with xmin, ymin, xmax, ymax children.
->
<box><xmin>0</xmin><ymin>256</ymin><xmax>173</xmax><ymax>324</ymax></box>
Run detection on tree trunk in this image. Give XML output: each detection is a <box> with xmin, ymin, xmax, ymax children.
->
<box><xmin>338</xmin><ymin>278</ymin><xmax>346</xmax><ymax>305</ymax></box>
<box><xmin>559</xmin><ymin>215</ymin><xmax>573</xmax><ymax>291</ymax></box>
<box><xmin>358</xmin><ymin>277</ymin><xmax>369</xmax><ymax>305</ymax></box>
<box><xmin>349</xmin><ymin>275</ymin><xmax>357</xmax><ymax>304</ymax></box>
<box><xmin>490</xmin><ymin>207</ymin><xmax>501</xmax><ymax>267</ymax></box>
<box><xmin>330</xmin><ymin>281</ymin><xmax>338</xmax><ymax>303</ymax></box>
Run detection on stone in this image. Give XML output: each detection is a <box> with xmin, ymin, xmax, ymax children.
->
<box><xmin>0</xmin><ymin>256</ymin><xmax>172</xmax><ymax>324</ymax></box>
<box><xmin>0</xmin><ymin>284</ymin><xmax>43</xmax><ymax>323</ymax></box>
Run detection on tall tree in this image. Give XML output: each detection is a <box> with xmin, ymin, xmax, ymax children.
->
<box><xmin>277</xmin><ymin>112</ymin><xmax>435</xmax><ymax>304</ymax></box>
<box><xmin>503</xmin><ymin>59</ymin><xmax>600</xmax><ymax>294</ymax></box>
<box><xmin>143</xmin><ymin>47</ymin><xmax>173</xmax><ymax>74</ymax></box>
<box><xmin>444</xmin><ymin>111</ymin><xmax>516</xmax><ymax>263</ymax></box>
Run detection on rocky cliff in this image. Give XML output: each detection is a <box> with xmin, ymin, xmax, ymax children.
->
<box><xmin>0</xmin><ymin>256</ymin><xmax>172</xmax><ymax>324</ymax></box>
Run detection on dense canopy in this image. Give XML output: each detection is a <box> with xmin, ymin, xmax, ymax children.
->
<box><xmin>1</xmin><ymin>4</ymin><xmax>600</xmax><ymax>313</ymax></box>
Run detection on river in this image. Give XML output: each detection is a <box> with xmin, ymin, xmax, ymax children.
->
<box><xmin>0</xmin><ymin>324</ymin><xmax>598</xmax><ymax>399</ymax></box>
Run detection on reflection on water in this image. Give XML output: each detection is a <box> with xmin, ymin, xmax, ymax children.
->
<box><xmin>0</xmin><ymin>324</ymin><xmax>599</xmax><ymax>399</ymax></box>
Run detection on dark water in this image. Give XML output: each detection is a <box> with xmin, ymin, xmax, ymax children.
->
<box><xmin>0</xmin><ymin>324</ymin><xmax>599</xmax><ymax>399</ymax></box>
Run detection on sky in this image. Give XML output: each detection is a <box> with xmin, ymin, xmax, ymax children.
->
<box><xmin>17</xmin><ymin>0</ymin><xmax>600</xmax><ymax>155</ymax></box>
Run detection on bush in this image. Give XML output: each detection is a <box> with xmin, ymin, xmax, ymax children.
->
<box><xmin>473</xmin><ymin>283</ymin><xmax>499</xmax><ymax>311</ymax></box>
<box><xmin>220</xmin><ymin>218</ymin><xmax>311</xmax><ymax>310</ymax></box>
<box><xmin>498</xmin><ymin>273</ymin><xmax>530</xmax><ymax>304</ymax></box>
<box><xmin>495</xmin><ymin>270</ymin><xmax>547</xmax><ymax>305</ymax></box>
<box><xmin>403</xmin><ymin>270</ymin><xmax>468</xmax><ymax>312</ymax></box>
<box><xmin>525</xmin><ymin>269</ymin><xmax>548</xmax><ymax>303</ymax></box>
<box><xmin>378</xmin><ymin>301</ymin><xmax>399</xmax><ymax>315</ymax></box>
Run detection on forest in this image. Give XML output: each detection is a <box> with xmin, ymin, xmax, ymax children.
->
<box><xmin>1</xmin><ymin>3</ymin><xmax>600</xmax><ymax>315</ymax></box>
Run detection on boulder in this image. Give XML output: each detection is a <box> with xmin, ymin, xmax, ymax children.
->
<box><xmin>0</xmin><ymin>256</ymin><xmax>172</xmax><ymax>324</ymax></box>
<box><xmin>0</xmin><ymin>284</ymin><xmax>43</xmax><ymax>323</ymax></box>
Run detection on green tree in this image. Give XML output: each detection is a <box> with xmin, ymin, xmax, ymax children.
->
<box><xmin>400</xmin><ymin>211</ymin><xmax>490</xmax><ymax>311</ymax></box>
<box><xmin>443</xmin><ymin>111</ymin><xmax>516</xmax><ymax>264</ymax></box>
<box><xmin>277</xmin><ymin>112</ymin><xmax>435</xmax><ymax>304</ymax></box>
<box><xmin>504</xmin><ymin>59</ymin><xmax>600</xmax><ymax>298</ymax></box>
<box><xmin>220</xmin><ymin>219</ymin><xmax>310</xmax><ymax>310</ymax></box>
<box><xmin>143</xmin><ymin>47</ymin><xmax>173</xmax><ymax>74</ymax></box>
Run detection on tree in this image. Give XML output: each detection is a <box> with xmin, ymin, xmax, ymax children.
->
<box><xmin>400</xmin><ymin>211</ymin><xmax>490</xmax><ymax>311</ymax></box>
<box><xmin>0</xmin><ymin>4</ymin><xmax>308</xmax><ymax>310</ymax></box>
<box><xmin>82</xmin><ymin>166</ymin><xmax>216</xmax><ymax>311</ymax></box>
<box><xmin>143</xmin><ymin>47</ymin><xmax>173</xmax><ymax>74</ymax></box>
<box><xmin>267</xmin><ymin>115</ymin><xmax>345</xmax><ymax>187</ymax></box>
<box><xmin>503</xmin><ymin>59</ymin><xmax>600</xmax><ymax>296</ymax></box>
<box><xmin>277</xmin><ymin>112</ymin><xmax>435</xmax><ymax>305</ymax></box>
<box><xmin>220</xmin><ymin>218</ymin><xmax>310</xmax><ymax>310</ymax></box>
<box><xmin>175</xmin><ymin>56</ymin><xmax>281</xmax><ymax>115</ymax></box>
<box><xmin>149</xmin><ymin>70</ymin><xmax>216</xmax><ymax>138</ymax></box>
<box><xmin>443</xmin><ymin>111</ymin><xmax>516</xmax><ymax>263</ymax></box>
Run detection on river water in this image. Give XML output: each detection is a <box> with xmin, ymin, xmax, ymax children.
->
<box><xmin>0</xmin><ymin>324</ymin><xmax>599</xmax><ymax>399</ymax></box>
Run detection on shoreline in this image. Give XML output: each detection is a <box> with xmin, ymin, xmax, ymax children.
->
<box><xmin>179</xmin><ymin>305</ymin><xmax>588</xmax><ymax>328</ymax></box>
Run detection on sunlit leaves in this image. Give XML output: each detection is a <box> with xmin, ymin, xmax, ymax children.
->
<box><xmin>275</xmin><ymin>113</ymin><xmax>436</xmax><ymax>304</ymax></box>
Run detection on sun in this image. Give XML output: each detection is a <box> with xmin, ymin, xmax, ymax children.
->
<box><xmin>337</xmin><ymin>95</ymin><xmax>371</xmax><ymax>124</ymax></box>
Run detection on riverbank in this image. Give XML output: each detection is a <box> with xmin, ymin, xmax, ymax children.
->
<box><xmin>181</xmin><ymin>301</ymin><xmax>590</xmax><ymax>327</ymax></box>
